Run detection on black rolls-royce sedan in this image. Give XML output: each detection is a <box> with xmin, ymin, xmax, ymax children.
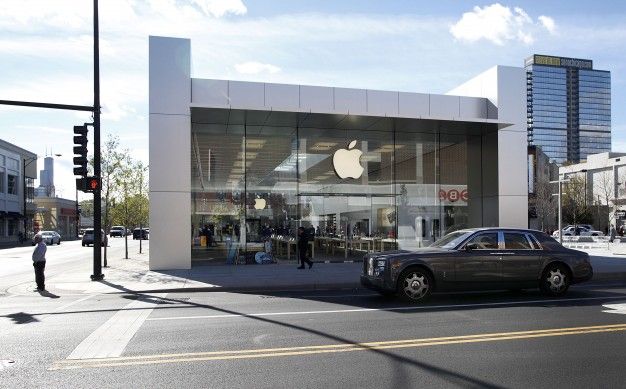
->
<box><xmin>361</xmin><ymin>228</ymin><xmax>593</xmax><ymax>302</ymax></box>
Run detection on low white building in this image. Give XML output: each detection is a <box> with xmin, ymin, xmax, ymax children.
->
<box><xmin>149</xmin><ymin>36</ymin><xmax>528</xmax><ymax>270</ymax></box>
<box><xmin>559</xmin><ymin>152</ymin><xmax>626</xmax><ymax>231</ymax></box>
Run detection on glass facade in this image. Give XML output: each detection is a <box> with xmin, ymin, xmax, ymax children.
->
<box><xmin>526</xmin><ymin>56</ymin><xmax>611</xmax><ymax>164</ymax></box>
<box><xmin>190</xmin><ymin>109</ymin><xmax>489</xmax><ymax>264</ymax></box>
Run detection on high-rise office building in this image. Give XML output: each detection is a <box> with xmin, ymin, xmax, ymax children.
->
<box><xmin>525</xmin><ymin>54</ymin><xmax>611</xmax><ymax>164</ymax></box>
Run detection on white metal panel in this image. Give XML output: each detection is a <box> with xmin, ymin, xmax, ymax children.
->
<box><xmin>334</xmin><ymin>87</ymin><xmax>367</xmax><ymax>115</ymax></box>
<box><xmin>498</xmin><ymin>129</ymin><xmax>528</xmax><ymax>196</ymax></box>
<box><xmin>192</xmin><ymin>79</ymin><xmax>229</xmax><ymax>107</ymax></box>
<box><xmin>398</xmin><ymin>92</ymin><xmax>429</xmax><ymax>118</ymax></box>
<box><xmin>429</xmin><ymin>94</ymin><xmax>460</xmax><ymax>118</ymax></box>
<box><xmin>228</xmin><ymin>81</ymin><xmax>265</xmax><ymax>110</ymax></box>
<box><xmin>459</xmin><ymin>96</ymin><xmax>487</xmax><ymax>119</ymax></box>
<box><xmin>149</xmin><ymin>36</ymin><xmax>191</xmax><ymax>115</ymax></box>
<box><xmin>366</xmin><ymin>90</ymin><xmax>398</xmax><ymax>117</ymax></box>
<box><xmin>299</xmin><ymin>85</ymin><xmax>334</xmax><ymax>113</ymax></box>
<box><xmin>149</xmin><ymin>114</ymin><xmax>191</xmax><ymax>193</ymax></box>
<box><xmin>149</xmin><ymin>191</ymin><xmax>191</xmax><ymax>270</ymax></box>
<box><xmin>266</xmin><ymin>83</ymin><xmax>300</xmax><ymax>111</ymax></box>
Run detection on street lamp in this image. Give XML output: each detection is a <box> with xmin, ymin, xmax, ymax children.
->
<box><xmin>551</xmin><ymin>174</ymin><xmax>571</xmax><ymax>245</ymax></box>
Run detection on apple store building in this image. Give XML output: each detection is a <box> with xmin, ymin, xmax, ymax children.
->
<box><xmin>149</xmin><ymin>36</ymin><xmax>528</xmax><ymax>270</ymax></box>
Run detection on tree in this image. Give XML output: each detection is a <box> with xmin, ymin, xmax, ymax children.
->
<box><xmin>562</xmin><ymin>175</ymin><xmax>593</xmax><ymax>226</ymax></box>
<box><xmin>111</xmin><ymin>157</ymin><xmax>148</xmax><ymax>258</ymax></box>
<box><xmin>594</xmin><ymin>170</ymin><xmax>614</xmax><ymax>231</ymax></box>
<box><xmin>534</xmin><ymin>180</ymin><xmax>556</xmax><ymax>231</ymax></box>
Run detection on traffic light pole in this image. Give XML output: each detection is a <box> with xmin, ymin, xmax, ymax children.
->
<box><xmin>90</xmin><ymin>0</ymin><xmax>104</xmax><ymax>281</ymax></box>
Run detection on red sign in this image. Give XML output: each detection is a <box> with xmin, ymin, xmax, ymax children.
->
<box><xmin>439</xmin><ymin>189</ymin><xmax>469</xmax><ymax>203</ymax></box>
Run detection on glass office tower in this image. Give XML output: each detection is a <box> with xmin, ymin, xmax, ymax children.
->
<box><xmin>525</xmin><ymin>54</ymin><xmax>611</xmax><ymax>164</ymax></box>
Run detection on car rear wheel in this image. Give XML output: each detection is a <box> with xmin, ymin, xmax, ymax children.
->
<box><xmin>540</xmin><ymin>264</ymin><xmax>570</xmax><ymax>296</ymax></box>
<box><xmin>397</xmin><ymin>268</ymin><xmax>433</xmax><ymax>303</ymax></box>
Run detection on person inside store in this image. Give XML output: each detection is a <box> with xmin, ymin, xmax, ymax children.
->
<box><xmin>297</xmin><ymin>226</ymin><xmax>313</xmax><ymax>270</ymax></box>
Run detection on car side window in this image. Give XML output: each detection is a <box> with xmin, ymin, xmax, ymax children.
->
<box><xmin>466</xmin><ymin>233</ymin><xmax>499</xmax><ymax>250</ymax></box>
<box><xmin>504</xmin><ymin>233</ymin><xmax>533</xmax><ymax>250</ymax></box>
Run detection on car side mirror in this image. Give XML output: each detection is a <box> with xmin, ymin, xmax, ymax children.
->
<box><xmin>465</xmin><ymin>243</ymin><xmax>479</xmax><ymax>251</ymax></box>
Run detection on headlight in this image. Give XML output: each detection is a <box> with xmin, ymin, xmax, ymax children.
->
<box><xmin>373</xmin><ymin>259</ymin><xmax>386</xmax><ymax>277</ymax></box>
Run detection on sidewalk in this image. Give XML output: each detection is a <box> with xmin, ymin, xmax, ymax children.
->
<box><xmin>7</xmin><ymin>250</ymin><xmax>626</xmax><ymax>297</ymax></box>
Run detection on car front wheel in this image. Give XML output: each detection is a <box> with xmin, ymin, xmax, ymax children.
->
<box><xmin>540</xmin><ymin>264</ymin><xmax>570</xmax><ymax>296</ymax></box>
<box><xmin>397</xmin><ymin>268</ymin><xmax>433</xmax><ymax>303</ymax></box>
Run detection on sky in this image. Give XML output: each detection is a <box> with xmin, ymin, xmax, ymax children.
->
<box><xmin>1</xmin><ymin>0</ymin><xmax>625</xmax><ymax>200</ymax></box>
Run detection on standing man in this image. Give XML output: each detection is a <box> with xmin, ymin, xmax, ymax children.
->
<box><xmin>297</xmin><ymin>227</ymin><xmax>313</xmax><ymax>269</ymax></box>
<box><xmin>32</xmin><ymin>234</ymin><xmax>47</xmax><ymax>291</ymax></box>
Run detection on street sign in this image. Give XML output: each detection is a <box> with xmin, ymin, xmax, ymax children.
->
<box><xmin>615</xmin><ymin>210</ymin><xmax>626</xmax><ymax>218</ymax></box>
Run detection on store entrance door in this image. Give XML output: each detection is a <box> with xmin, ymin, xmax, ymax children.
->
<box><xmin>299</xmin><ymin>193</ymin><xmax>396</xmax><ymax>261</ymax></box>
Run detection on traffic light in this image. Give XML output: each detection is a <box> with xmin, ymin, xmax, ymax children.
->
<box><xmin>73</xmin><ymin>124</ymin><xmax>88</xmax><ymax>176</ymax></box>
<box><xmin>76</xmin><ymin>176</ymin><xmax>101</xmax><ymax>193</ymax></box>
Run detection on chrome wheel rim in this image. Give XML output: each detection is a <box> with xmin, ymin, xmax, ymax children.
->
<box><xmin>403</xmin><ymin>272</ymin><xmax>429</xmax><ymax>300</ymax></box>
<box><xmin>546</xmin><ymin>268</ymin><xmax>567</xmax><ymax>293</ymax></box>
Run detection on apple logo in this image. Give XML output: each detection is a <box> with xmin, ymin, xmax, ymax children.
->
<box><xmin>254</xmin><ymin>197</ymin><xmax>266</xmax><ymax>210</ymax></box>
<box><xmin>333</xmin><ymin>140</ymin><xmax>364</xmax><ymax>179</ymax></box>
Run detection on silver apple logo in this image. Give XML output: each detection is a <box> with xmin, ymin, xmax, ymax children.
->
<box><xmin>333</xmin><ymin>140</ymin><xmax>364</xmax><ymax>179</ymax></box>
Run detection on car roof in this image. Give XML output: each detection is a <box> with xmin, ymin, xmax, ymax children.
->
<box><xmin>453</xmin><ymin>227</ymin><xmax>545</xmax><ymax>234</ymax></box>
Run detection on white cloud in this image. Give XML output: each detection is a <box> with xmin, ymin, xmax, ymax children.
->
<box><xmin>234</xmin><ymin>61</ymin><xmax>281</xmax><ymax>75</ymax></box>
<box><xmin>538</xmin><ymin>15</ymin><xmax>556</xmax><ymax>34</ymax></box>
<box><xmin>450</xmin><ymin>3</ymin><xmax>552</xmax><ymax>45</ymax></box>
<box><xmin>191</xmin><ymin>0</ymin><xmax>247</xmax><ymax>17</ymax></box>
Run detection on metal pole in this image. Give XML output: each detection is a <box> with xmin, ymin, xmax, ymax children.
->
<box><xmin>558</xmin><ymin>178</ymin><xmax>562</xmax><ymax>245</ymax></box>
<box><xmin>75</xmin><ymin>188</ymin><xmax>79</xmax><ymax>239</ymax></box>
<box><xmin>22</xmin><ymin>159</ymin><xmax>27</xmax><ymax>243</ymax></box>
<box><xmin>91</xmin><ymin>0</ymin><xmax>103</xmax><ymax>281</ymax></box>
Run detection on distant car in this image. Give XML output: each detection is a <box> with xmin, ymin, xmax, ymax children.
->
<box><xmin>133</xmin><ymin>228</ymin><xmax>149</xmax><ymax>240</ymax></box>
<box><xmin>109</xmin><ymin>226</ymin><xmax>126</xmax><ymax>237</ymax></box>
<box><xmin>82</xmin><ymin>229</ymin><xmax>108</xmax><ymax>247</ymax></box>
<box><xmin>361</xmin><ymin>228</ymin><xmax>593</xmax><ymax>302</ymax></box>
<box><xmin>552</xmin><ymin>225</ymin><xmax>604</xmax><ymax>238</ymax></box>
<box><xmin>33</xmin><ymin>231</ymin><xmax>61</xmax><ymax>245</ymax></box>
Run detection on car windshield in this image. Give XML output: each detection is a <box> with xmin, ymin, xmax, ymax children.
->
<box><xmin>430</xmin><ymin>231</ymin><xmax>472</xmax><ymax>249</ymax></box>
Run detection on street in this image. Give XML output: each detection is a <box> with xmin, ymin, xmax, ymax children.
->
<box><xmin>1</xmin><ymin>239</ymin><xmax>626</xmax><ymax>388</ymax></box>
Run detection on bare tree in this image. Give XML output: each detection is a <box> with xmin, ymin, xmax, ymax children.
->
<box><xmin>534</xmin><ymin>180</ymin><xmax>556</xmax><ymax>231</ymax></box>
<box><xmin>594</xmin><ymin>170</ymin><xmax>614</xmax><ymax>231</ymax></box>
<box><xmin>562</xmin><ymin>175</ymin><xmax>592</xmax><ymax>226</ymax></box>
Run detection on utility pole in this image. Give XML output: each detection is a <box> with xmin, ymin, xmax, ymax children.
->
<box><xmin>90</xmin><ymin>0</ymin><xmax>104</xmax><ymax>281</ymax></box>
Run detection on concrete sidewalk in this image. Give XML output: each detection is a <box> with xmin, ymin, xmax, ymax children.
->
<box><xmin>7</xmin><ymin>250</ymin><xmax>626</xmax><ymax>297</ymax></box>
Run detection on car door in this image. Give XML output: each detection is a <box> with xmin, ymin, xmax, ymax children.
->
<box><xmin>455</xmin><ymin>232</ymin><xmax>502</xmax><ymax>284</ymax></box>
<box><xmin>500</xmin><ymin>232</ymin><xmax>543</xmax><ymax>282</ymax></box>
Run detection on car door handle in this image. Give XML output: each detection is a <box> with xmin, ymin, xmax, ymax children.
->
<box><xmin>499</xmin><ymin>252</ymin><xmax>515</xmax><ymax>255</ymax></box>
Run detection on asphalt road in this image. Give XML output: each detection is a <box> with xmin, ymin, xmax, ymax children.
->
<box><xmin>1</xmin><ymin>258</ymin><xmax>625</xmax><ymax>389</ymax></box>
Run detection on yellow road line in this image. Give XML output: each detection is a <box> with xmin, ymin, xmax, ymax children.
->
<box><xmin>50</xmin><ymin>323</ymin><xmax>626</xmax><ymax>370</ymax></box>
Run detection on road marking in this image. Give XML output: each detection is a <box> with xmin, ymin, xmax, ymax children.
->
<box><xmin>145</xmin><ymin>295</ymin><xmax>626</xmax><ymax>322</ymax></box>
<box><xmin>54</xmin><ymin>294</ymin><xmax>99</xmax><ymax>312</ymax></box>
<box><xmin>50</xmin><ymin>323</ymin><xmax>626</xmax><ymax>370</ymax></box>
<box><xmin>66</xmin><ymin>293</ymin><xmax>166</xmax><ymax>360</ymax></box>
<box><xmin>602</xmin><ymin>303</ymin><xmax>626</xmax><ymax>315</ymax></box>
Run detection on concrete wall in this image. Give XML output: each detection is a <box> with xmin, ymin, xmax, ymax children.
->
<box><xmin>149</xmin><ymin>36</ymin><xmax>192</xmax><ymax>270</ymax></box>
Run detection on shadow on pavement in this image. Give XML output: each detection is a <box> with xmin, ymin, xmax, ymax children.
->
<box><xmin>37</xmin><ymin>290</ymin><xmax>60</xmax><ymax>299</ymax></box>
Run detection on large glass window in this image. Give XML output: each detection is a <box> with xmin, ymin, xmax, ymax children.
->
<box><xmin>190</xmin><ymin>109</ymin><xmax>492</xmax><ymax>265</ymax></box>
<box><xmin>7</xmin><ymin>174</ymin><xmax>17</xmax><ymax>195</ymax></box>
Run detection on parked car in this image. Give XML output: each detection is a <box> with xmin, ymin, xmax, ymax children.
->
<box><xmin>32</xmin><ymin>231</ymin><xmax>61</xmax><ymax>245</ymax></box>
<box><xmin>552</xmin><ymin>225</ymin><xmax>604</xmax><ymax>238</ymax></box>
<box><xmin>82</xmin><ymin>229</ymin><xmax>108</xmax><ymax>247</ymax></box>
<box><xmin>361</xmin><ymin>228</ymin><xmax>593</xmax><ymax>302</ymax></box>
<box><xmin>109</xmin><ymin>226</ymin><xmax>127</xmax><ymax>238</ymax></box>
<box><xmin>133</xmin><ymin>228</ymin><xmax>149</xmax><ymax>240</ymax></box>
